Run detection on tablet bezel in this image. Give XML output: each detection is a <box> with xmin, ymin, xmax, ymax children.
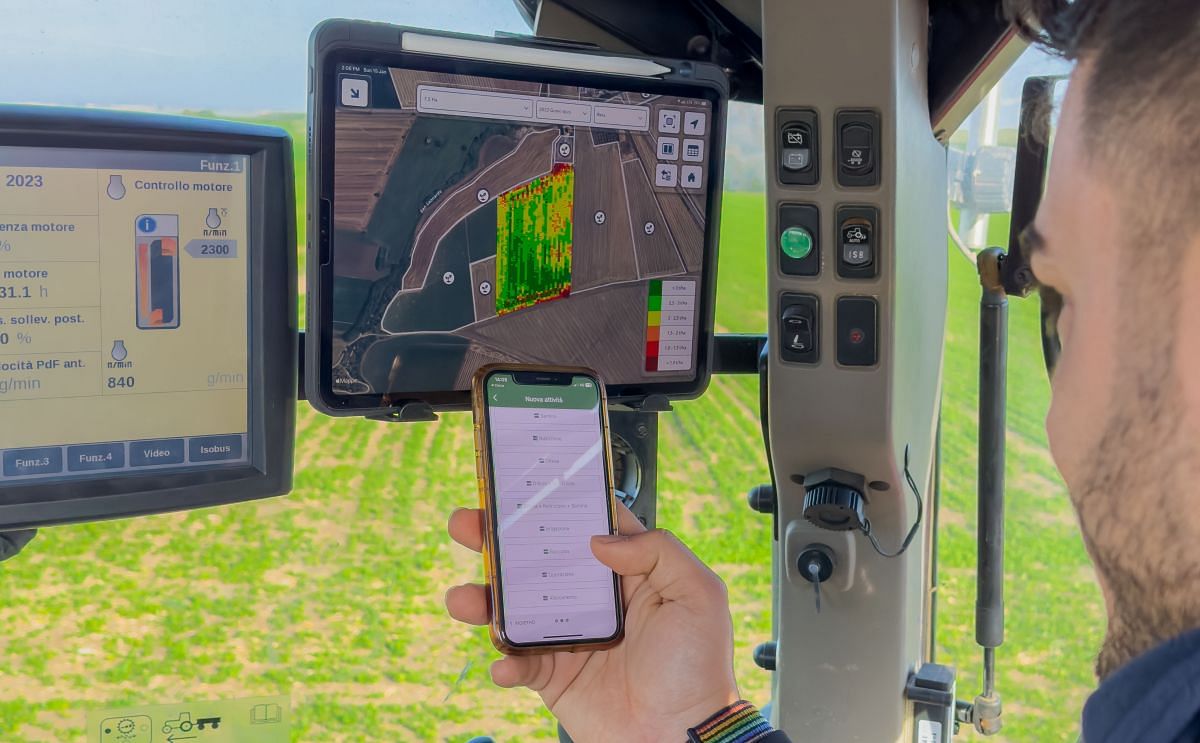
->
<box><xmin>307</xmin><ymin>20</ymin><xmax>729</xmax><ymax>416</ymax></box>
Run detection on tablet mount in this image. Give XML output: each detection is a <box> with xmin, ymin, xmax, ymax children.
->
<box><xmin>297</xmin><ymin>331</ymin><xmax>765</xmax><ymax>535</ymax></box>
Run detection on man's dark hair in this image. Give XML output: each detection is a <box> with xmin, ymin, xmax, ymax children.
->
<box><xmin>1004</xmin><ymin>0</ymin><xmax>1200</xmax><ymax>225</ymax></box>
<box><xmin>1004</xmin><ymin>0</ymin><xmax>1200</xmax><ymax>63</ymax></box>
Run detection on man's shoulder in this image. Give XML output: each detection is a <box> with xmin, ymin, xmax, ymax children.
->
<box><xmin>1083</xmin><ymin>628</ymin><xmax>1200</xmax><ymax>743</ymax></box>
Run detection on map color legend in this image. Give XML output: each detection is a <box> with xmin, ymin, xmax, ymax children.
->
<box><xmin>644</xmin><ymin>279</ymin><xmax>696</xmax><ymax>372</ymax></box>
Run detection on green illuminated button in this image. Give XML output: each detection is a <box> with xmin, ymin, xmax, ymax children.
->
<box><xmin>780</xmin><ymin>226</ymin><xmax>814</xmax><ymax>259</ymax></box>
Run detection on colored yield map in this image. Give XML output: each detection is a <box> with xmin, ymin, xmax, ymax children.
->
<box><xmin>495</xmin><ymin>163</ymin><xmax>574</xmax><ymax>315</ymax></box>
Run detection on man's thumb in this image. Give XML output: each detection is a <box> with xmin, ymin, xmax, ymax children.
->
<box><xmin>590</xmin><ymin>529</ymin><xmax>719</xmax><ymax>599</ymax></box>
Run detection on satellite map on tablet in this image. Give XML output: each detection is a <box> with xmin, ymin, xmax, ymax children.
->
<box><xmin>330</xmin><ymin>65</ymin><xmax>715</xmax><ymax>395</ymax></box>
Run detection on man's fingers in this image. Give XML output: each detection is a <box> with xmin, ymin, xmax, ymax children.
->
<box><xmin>444</xmin><ymin>583</ymin><xmax>489</xmax><ymax>626</ymax></box>
<box><xmin>452</xmin><ymin>501</ymin><xmax>641</xmax><ymax>551</ymax></box>
<box><xmin>491</xmin><ymin>654</ymin><xmax>552</xmax><ymax>690</ymax></box>
<box><xmin>589</xmin><ymin>528</ymin><xmax>724</xmax><ymax>603</ymax></box>
<box><xmin>490</xmin><ymin>656</ymin><xmax>536</xmax><ymax>688</ymax></box>
<box><xmin>448</xmin><ymin>508</ymin><xmax>484</xmax><ymax>553</ymax></box>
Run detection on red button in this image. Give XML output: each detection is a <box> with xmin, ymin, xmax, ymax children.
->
<box><xmin>848</xmin><ymin>328</ymin><xmax>865</xmax><ymax>344</ymax></box>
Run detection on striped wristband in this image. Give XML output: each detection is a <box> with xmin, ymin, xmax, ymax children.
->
<box><xmin>686</xmin><ymin>700</ymin><xmax>774</xmax><ymax>743</ymax></box>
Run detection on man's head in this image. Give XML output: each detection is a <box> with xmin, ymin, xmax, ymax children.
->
<box><xmin>1005</xmin><ymin>0</ymin><xmax>1200</xmax><ymax>678</ymax></box>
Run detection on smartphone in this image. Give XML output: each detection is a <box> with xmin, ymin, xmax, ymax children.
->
<box><xmin>471</xmin><ymin>364</ymin><xmax>624</xmax><ymax>654</ymax></box>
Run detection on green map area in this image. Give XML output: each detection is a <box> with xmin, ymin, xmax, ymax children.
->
<box><xmin>495</xmin><ymin>163</ymin><xmax>575</xmax><ymax>315</ymax></box>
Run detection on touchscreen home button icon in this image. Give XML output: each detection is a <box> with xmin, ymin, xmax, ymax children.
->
<box><xmin>340</xmin><ymin>76</ymin><xmax>369</xmax><ymax>107</ymax></box>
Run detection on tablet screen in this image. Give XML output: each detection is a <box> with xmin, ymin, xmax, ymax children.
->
<box><xmin>329</xmin><ymin>65</ymin><xmax>716</xmax><ymax>396</ymax></box>
<box><xmin>0</xmin><ymin>146</ymin><xmax>250</xmax><ymax>483</ymax></box>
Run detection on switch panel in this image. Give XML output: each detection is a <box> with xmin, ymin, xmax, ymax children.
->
<box><xmin>778</xmin><ymin>203</ymin><xmax>821</xmax><ymax>276</ymax></box>
<box><xmin>836</xmin><ymin>296</ymin><xmax>878</xmax><ymax>367</ymax></box>
<box><xmin>777</xmin><ymin>109</ymin><xmax>819</xmax><ymax>186</ymax></box>
<box><xmin>780</xmin><ymin>293</ymin><xmax>819</xmax><ymax>364</ymax></box>
<box><xmin>835</xmin><ymin>110</ymin><xmax>881</xmax><ymax>188</ymax></box>
<box><xmin>836</xmin><ymin>205</ymin><xmax>879</xmax><ymax>279</ymax></box>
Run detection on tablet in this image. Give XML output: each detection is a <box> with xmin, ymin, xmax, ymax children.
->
<box><xmin>307</xmin><ymin>21</ymin><xmax>728</xmax><ymax>415</ymax></box>
<box><xmin>0</xmin><ymin>106</ymin><xmax>296</xmax><ymax>529</ymax></box>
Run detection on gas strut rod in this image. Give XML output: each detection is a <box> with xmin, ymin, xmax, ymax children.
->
<box><xmin>956</xmin><ymin>247</ymin><xmax>1007</xmax><ymax>736</ymax></box>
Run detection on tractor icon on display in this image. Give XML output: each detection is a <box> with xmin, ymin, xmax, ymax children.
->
<box><xmin>163</xmin><ymin>712</ymin><xmax>222</xmax><ymax>736</ymax></box>
<box><xmin>163</xmin><ymin>712</ymin><xmax>195</xmax><ymax>734</ymax></box>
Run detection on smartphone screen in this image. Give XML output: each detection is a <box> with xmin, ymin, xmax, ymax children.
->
<box><xmin>483</xmin><ymin>370</ymin><xmax>621</xmax><ymax>646</ymax></box>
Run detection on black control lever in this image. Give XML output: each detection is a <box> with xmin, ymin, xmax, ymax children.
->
<box><xmin>797</xmin><ymin>545</ymin><xmax>834</xmax><ymax>614</ymax></box>
<box><xmin>753</xmin><ymin>641</ymin><xmax>777</xmax><ymax>671</ymax></box>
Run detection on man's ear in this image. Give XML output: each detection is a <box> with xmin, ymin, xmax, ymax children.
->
<box><xmin>0</xmin><ymin>529</ymin><xmax>37</xmax><ymax>562</ymax></box>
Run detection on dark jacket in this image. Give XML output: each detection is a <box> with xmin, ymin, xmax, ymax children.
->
<box><xmin>1082</xmin><ymin>627</ymin><xmax>1200</xmax><ymax>742</ymax></box>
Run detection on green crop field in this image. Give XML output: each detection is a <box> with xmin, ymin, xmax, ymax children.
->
<box><xmin>495</xmin><ymin>163</ymin><xmax>575</xmax><ymax>315</ymax></box>
<box><xmin>0</xmin><ymin>114</ymin><xmax>1102</xmax><ymax>742</ymax></box>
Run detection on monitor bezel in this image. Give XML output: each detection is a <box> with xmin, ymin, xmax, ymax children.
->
<box><xmin>0</xmin><ymin>105</ymin><xmax>296</xmax><ymax>529</ymax></box>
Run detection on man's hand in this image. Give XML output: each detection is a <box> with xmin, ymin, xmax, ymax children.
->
<box><xmin>446</xmin><ymin>504</ymin><xmax>740</xmax><ymax>743</ymax></box>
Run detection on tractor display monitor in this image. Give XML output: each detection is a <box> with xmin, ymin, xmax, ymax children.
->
<box><xmin>307</xmin><ymin>22</ymin><xmax>729</xmax><ymax>414</ymax></box>
<box><xmin>0</xmin><ymin>106</ymin><xmax>296</xmax><ymax>529</ymax></box>
<box><xmin>0</xmin><ymin>147</ymin><xmax>251</xmax><ymax>479</ymax></box>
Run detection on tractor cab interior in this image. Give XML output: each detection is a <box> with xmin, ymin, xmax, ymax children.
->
<box><xmin>0</xmin><ymin>2</ymin><xmax>1087</xmax><ymax>741</ymax></box>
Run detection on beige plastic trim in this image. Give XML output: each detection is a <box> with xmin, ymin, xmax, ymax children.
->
<box><xmin>762</xmin><ymin>1</ymin><xmax>947</xmax><ymax>740</ymax></box>
<box><xmin>532</xmin><ymin>2</ymin><xmax>642</xmax><ymax>55</ymax></box>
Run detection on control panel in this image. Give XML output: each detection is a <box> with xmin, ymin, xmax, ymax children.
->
<box><xmin>777</xmin><ymin>109</ymin><xmax>819</xmax><ymax>186</ymax></box>
<box><xmin>835</xmin><ymin>296</ymin><xmax>878</xmax><ymax>367</ymax></box>
<box><xmin>836</xmin><ymin>205</ymin><xmax>879</xmax><ymax>279</ymax></box>
<box><xmin>835</xmin><ymin>109</ymin><xmax>881</xmax><ymax>188</ymax></box>
<box><xmin>779</xmin><ymin>293</ymin><xmax>819</xmax><ymax>364</ymax></box>
<box><xmin>778</xmin><ymin>204</ymin><xmax>821</xmax><ymax>277</ymax></box>
<box><xmin>769</xmin><ymin>108</ymin><xmax>887</xmax><ymax>371</ymax></box>
<box><xmin>760</xmin><ymin>1</ymin><xmax>948</xmax><ymax>739</ymax></box>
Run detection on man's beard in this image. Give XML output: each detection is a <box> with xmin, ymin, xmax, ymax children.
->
<box><xmin>1071</xmin><ymin>255</ymin><xmax>1199</xmax><ymax>680</ymax></box>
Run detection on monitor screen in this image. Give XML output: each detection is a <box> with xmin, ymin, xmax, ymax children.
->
<box><xmin>0</xmin><ymin>146</ymin><xmax>251</xmax><ymax>484</ymax></box>
<box><xmin>328</xmin><ymin>65</ymin><xmax>716</xmax><ymax>397</ymax></box>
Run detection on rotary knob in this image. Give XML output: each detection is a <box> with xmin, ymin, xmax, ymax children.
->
<box><xmin>802</xmin><ymin>483</ymin><xmax>865</xmax><ymax>531</ymax></box>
